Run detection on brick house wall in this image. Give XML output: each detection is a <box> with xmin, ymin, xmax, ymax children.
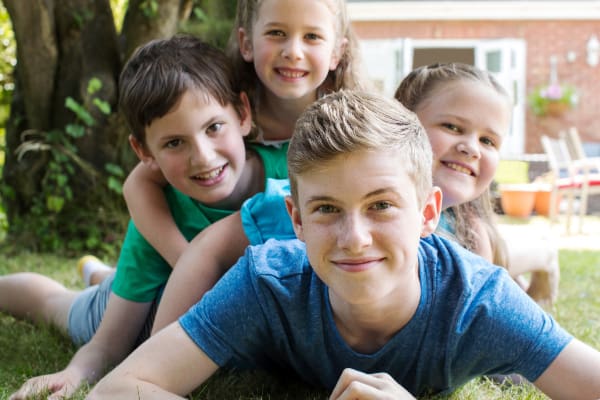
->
<box><xmin>351</xmin><ymin>18</ymin><xmax>600</xmax><ymax>153</ymax></box>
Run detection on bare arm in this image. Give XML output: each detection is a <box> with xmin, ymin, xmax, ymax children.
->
<box><xmin>123</xmin><ymin>162</ymin><xmax>188</xmax><ymax>267</ymax></box>
<box><xmin>9</xmin><ymin>295</ymin><xmax>151</xmax><ymax>400</ymax></box>
<box><xmin>88</xmin><ymin>322</ymin><xmax>218</xmax><ymax>399</ymax></box>
<box><xmin>534</xmin><ymin>338</ymin><xmax>600</xmax><ymax>399</ymax></box>
<box><xmin>151</xmin><ymin>212</ymin><xmax>250</xmax><ymax>334</ymax></box>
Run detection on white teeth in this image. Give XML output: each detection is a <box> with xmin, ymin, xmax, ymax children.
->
<box><xmin>196</xmin><ymin>166</ymin><xmax>223</xmax><ymax>180</ymax></box>
<box><xmin>279</xmin><ymin>69</ymin><xmax>305</xmax><ymax>78</ymax></box>
<box><xmin>446</xmin><ymin>162</ymin><xmax>473</xmax><ymax>176</ymax></box>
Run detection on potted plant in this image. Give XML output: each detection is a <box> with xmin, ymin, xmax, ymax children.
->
<box><xmin>528</xmin><ymin>82</ymin><xmax>578</xmax><ymax>117</ymax></box>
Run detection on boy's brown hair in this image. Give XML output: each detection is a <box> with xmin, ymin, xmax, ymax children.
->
<box><xmin>119</xmin><ymin>34</ymin><xmax>245</xmax><ymax>146</ymax></box>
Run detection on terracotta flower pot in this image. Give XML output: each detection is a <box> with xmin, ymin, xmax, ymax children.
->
<box><xmin>545</xmin><ymin>101</ymin><xmax>570</xmax><ymax>117</ymax></box>
<box><xmin>499</xmin><ymin>184</ymin><xmax>537</xmax><ymax>218</ymax></box>
<box><xmin>534</xmin><ymin>189</ymin><xmax>561</xmax><ymax>216</ymax></box>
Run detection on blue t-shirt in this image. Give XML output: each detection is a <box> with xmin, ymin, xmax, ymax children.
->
<box><xmin>179</xmin><ymin>235</ymin><xmax>572</xmax><ymax>396</ymax></box>
<box><xmin>240</xmin><ymin>178</ymin><xmax>295</xmax><ymax>245</ymax></box>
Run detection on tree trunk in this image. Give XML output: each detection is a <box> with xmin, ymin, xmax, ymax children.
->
<box><xmin>1</xmin><ymin>0</ymin><xmax>181</xmax><ymax>251</ymax></box>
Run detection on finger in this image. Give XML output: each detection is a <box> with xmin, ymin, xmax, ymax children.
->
<box><xmin>330</xmin><ymin>369</ymin><xmax>414</xmax><ymax>400</ymax></box>
<box><xmin>48</xmin><ymin>386</ymin><xmax>74</xmax><ymax>400</ymax></box>
<box><xmin>336</xmin><ymin>380</ymin><xmax>391</xmax><ymax>400</ymax></box>
<box><xmin>329</xmin><ymin>368</ymin><xmax>360</xmax><ymax>399</ymax></box>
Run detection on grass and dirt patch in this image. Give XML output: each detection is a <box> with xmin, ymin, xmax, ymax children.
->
<box><xmin>0</xmin><ymin>248</ymin><xmax>598</xmax><ymax>399</ymax></box>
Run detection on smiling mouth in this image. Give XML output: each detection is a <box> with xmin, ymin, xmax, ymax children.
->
<box><xmin>276</xmin><ymin>69</ymin><xmax>307</xmax><ymax>79</ymax></box>
<box><xmin>443</xmin><ymin>161</ymin><xmax>475</xmax><ymax>176</ymax></box>
<box><xmin>193</xmin><ymin>165</ymin><xmax>225</xmax><ymax>180</ymax></box>
<box><xmin>333</xmin><ymin>258</ymin><xmax>384</xmax><ymax>273</ymax></box>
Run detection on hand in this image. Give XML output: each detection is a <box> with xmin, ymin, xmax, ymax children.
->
<box><xmin>329</xmin><ymin>368</ymin><xmax>416</xmax><ymax>400</ymax></box>
<box><xmin>9</xmin><ymin>368</ymin><xmax>83</xmax><ymax>400</ymax></box>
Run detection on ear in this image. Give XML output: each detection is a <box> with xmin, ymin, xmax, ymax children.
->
<box><xmin>285</xmin><ymin>195</ymin><xmax>305</xmax><ymax>241</ymax></box>
<box><xmin>128</xmin><ymin>135</ymin><xmax>160</xmax><ymax>172</ymax></box>
<box><xmin>238</xmin><ymin>91</ymin><xmax>253</xmax><ymax>137</ymax></box>
<box><xmin>329</xmin><ymin>37</ymin><xmax>348</xmax><ymax>70</ymax></box>
<box><xmin>238</xmin><ymin>27</ymin><xmax>254</xmax><ymax>62</ymax></box>
<box><xmin>420</xmin><ymin>186</ymin><xmax>443</xmax><ymax>238</ymax></box>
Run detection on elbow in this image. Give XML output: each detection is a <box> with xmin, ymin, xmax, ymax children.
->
<box><xmin>87</xmin><ymin>374</ymin><xmax>131</xmax><ymax>399</ymax></box>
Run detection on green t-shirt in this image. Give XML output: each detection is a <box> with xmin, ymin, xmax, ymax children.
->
<box><xmin>111</xmin><ymin>143</ymin><xmax>288</xmax><ymax>302</ymax></box>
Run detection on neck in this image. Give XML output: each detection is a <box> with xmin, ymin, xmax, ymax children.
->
<box><xmin>329</xmin><ymin>264</ymin><xmax>421</xmax><ymax>354</ymax></box>
<box><xmin>256</xmin><ymin>90</ymin><xmax>318</xmax><ymax>141</ymax></box>
<box><xmin>219</xmin><ymin>150</ymin><xmax>264</xmax><ymax>210</ymax></box>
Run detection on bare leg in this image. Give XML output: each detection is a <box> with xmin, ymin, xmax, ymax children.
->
<box><xmin>89</xmin><ymin>268</ymin><xmax>115</xmax><ymax>286</ymax></box>
<box><xmin>0</xmin><ymin>272</ymin><xmax>79</xmax><ymax>333</ymax></box>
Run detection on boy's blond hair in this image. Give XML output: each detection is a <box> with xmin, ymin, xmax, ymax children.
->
<box><xmin>288</xmin><ymin>90</ymin><xmax>433</xmax><ymax>206</ymax></box>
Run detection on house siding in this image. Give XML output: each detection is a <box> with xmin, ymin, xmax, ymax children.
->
<box><xmin>352</xmin><ymin>19</ymin><xmax>600</xmax><ymax>153</ymax></box>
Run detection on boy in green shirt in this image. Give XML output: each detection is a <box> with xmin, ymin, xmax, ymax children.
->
<box><xmin>1</xmin><ymin>34</ymin><xmax>287</xmax><ymax>399</ymax></box>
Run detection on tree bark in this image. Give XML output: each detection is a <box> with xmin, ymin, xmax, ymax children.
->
<box><xmin>1</xmin><ymin>0</ymin><xmax>181</xmax><ymax>249</ymax></box>
<box><xmin>121</xmin><ymin>0</ymin><xmax>181</xmax><ymax>62</ymax></box>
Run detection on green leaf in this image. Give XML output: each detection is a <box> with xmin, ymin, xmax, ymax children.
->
<box><xmin>87</xmin><ymin>78</ymin><xmax>103</xmax><ymax>94</ymax></box>
<box><xmin>193</xmin><ymin>7</ymin><xmax>208</xmax><ymax>22</ymax></box>
<box><xmin>93</xmin><ymin>98</ymin><xmax>112</xmax><ymax>115</ymax></box>
<box><xmin>107</xmin><ymin>176</ymin><xmax>123</xmax><ymax>194</ymax></box>
<box><xmin>46</xmin><ymin>195</ymin><xmax>65</xmax><ymax>213</ymax></box>
<box><xmin>65</xmin><ymin>123</ymin><xmax>86</xmax><ymax>138</ymax></box>
<box><xmin>105</xmin><ymin>163</ymin><xmax>124</xmax><ymax>177</ymax></box>
<box><xmin>65</xmin><ymin>97</ymin><xmax>96</xmax><ymax>127</ymax></box>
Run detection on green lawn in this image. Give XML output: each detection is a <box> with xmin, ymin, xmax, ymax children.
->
<box><xmin>1</xmin><ymin>248</ymin><xmax>599</xmax><ymax>399</ymax></box>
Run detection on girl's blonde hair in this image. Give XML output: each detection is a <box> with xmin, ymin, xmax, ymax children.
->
<box><xmin>395</xmin><ymin>63</ymin><xmax>510</xmax><ymax>269</ymax></box>
<box><xmin>226</xmin><ymin>0</ymin><xmax>366</xmax><ymax>105</ymax></box>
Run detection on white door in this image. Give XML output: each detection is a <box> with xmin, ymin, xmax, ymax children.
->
<box><xmin>475</xmin><ymin>39</ymin><xmax>527</xmax><ymax>155</ymax></box>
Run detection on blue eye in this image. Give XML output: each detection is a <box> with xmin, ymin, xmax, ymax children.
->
<box><xmin>371</xmin><ymin>201</ymin><xmax>392</xmax><ymax>211</ymax></box>
<box><xmin>305</xmin><ymin>33</ymin><xmax>320</xmax><ymax>40</ymax></box>
<box><xmin>316</xmin><ymin>204</ymin><xmax>338</xmax><ymax>214</ymax></box>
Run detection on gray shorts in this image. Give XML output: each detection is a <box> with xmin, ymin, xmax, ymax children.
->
<box><xmin>67</xmin><ymin>272</ymin><xmax>115</xmax><ymax>346</ymax></box>
<box><xmin>67</xmin><ymin>272</ymin><xmax>159</xmax><ymax>347</ymax></box>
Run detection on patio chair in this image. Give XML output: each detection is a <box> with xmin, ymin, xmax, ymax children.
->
<box><xmin>563</xmin><ymin>127</ymin><xmax>600</xmax><ymax>172</ymax></box>
<box><xmin>541</xmin><ymin>134</ymin><xmax>600</xmax><ymax>234</ymax></box>
<box><xmin>563</xmin><ymin>128</ymin><xmax>600</xmax><ymax>226</ymax></box>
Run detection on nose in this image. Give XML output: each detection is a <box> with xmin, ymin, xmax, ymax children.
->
<box><xmin>190</xmin><ymin>135</ymin><xmax>215</xmax><ymax>166</ymax></box>
<box><xmin>456</xmin><ymin>134</ymin><xmax>481</xmax><ymax>159</ymax></box>
<box><xmin>337</xmin><ymin>212</ymin><xmax>372</xmax><ymax>253</ymax></box>
<box><xmin>281</xmin><ymin>36</ymin><xmax>303</xmax><ymax>61</ymax></box>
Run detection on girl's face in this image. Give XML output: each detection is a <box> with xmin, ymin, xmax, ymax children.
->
<box><xmin>239</xmin><ymin>0</ymin><xmax>343</xmax><ymax>103</ymax></box>
<box><xmin>415</xmin><ymin>80</ymin><xmax>511</xmax><ymax>209</ymax></box>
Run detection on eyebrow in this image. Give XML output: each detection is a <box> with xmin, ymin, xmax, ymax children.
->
<box><xmin>304</xmin><ymin>187</ymin><xmax>402</xmax><ymax>205</ymax></box>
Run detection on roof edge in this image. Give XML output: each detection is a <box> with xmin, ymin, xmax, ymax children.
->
<box><xmin>348</xmin><ymin>1</ymin><xmax>600</xmax><ymax>21</ymax></box>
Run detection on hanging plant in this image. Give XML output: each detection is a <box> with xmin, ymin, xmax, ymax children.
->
<box><xmin>528</xmin><ymin>83</ymin><xmax>578</xmax><ymax>117</ymax></box>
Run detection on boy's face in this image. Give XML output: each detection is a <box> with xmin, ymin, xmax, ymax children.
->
<box><xmin>130</xmin><ymin>90</ymin><xmax>252</xmax><ymax>208</ymax></box>
<box><xmin>286</xmin><ymin>149</ymin><xmax>441</xmax><ymax>307</ymax></box>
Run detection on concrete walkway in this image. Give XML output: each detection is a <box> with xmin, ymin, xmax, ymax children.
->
<box><xmin>497</xmin><ymin>215</ymin><xmax>600</xmax><ymax>251</ymax></box>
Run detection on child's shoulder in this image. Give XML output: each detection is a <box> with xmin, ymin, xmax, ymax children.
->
<box><xmin>421</xmin><ymin>234</ymin><xmax>507</xmax><ymax>284</ymax></box>
<box><xmin>244</xmin><ymin>238</ymin><xmax>311</xmax><ymax>279</ymax></box>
